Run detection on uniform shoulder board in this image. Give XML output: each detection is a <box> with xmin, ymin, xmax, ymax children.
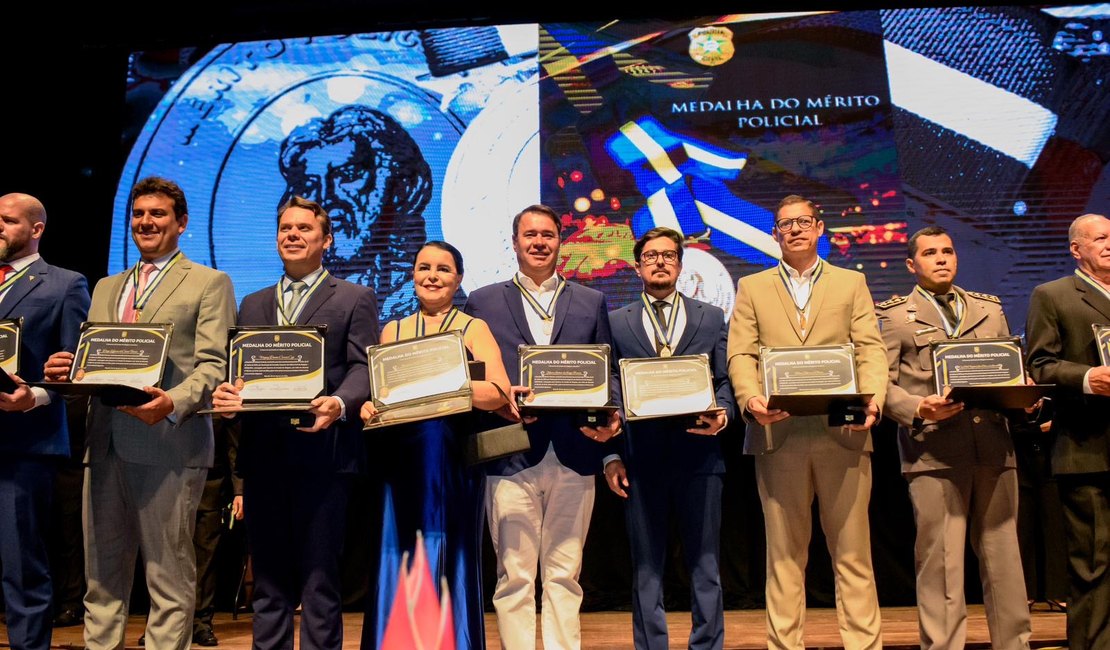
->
<box><xmin>965</xmin><ymin>290</ymin><xmax>1001</xmax><ymax>304</ymax></box>
<box><xmin>876</xmin><ymin>295</ymin><xmax>907</xmax><ymax>309</ymax></box>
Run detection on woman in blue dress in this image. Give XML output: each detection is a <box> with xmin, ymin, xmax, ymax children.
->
<box><xmin>361</xmin><ymin>241</ymin><xmax>513</xmax><ymax>650</ymax></box>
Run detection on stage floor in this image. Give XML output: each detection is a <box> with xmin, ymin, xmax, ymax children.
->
<box><xmin>3</xmin><ymin>605</ymin><xmax>1067</xmax><ymax>649</ymax></box>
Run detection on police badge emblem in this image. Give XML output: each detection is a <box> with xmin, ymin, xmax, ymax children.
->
<box><xmin>688</xmin><ymin>26</ymin><xmax>735</xmax><ymax>66</ymax></box>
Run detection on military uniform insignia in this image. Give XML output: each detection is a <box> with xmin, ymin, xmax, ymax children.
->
<box><xmin>876</xmin><ymin>295</ymin><xmax>907</xmax><ymax>310</ymax></box>
<box><xmin>965</xmin><ymin>290</ymin><xmax>1001</xmax><ymax>304</ymax></box>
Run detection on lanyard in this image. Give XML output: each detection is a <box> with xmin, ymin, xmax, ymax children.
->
<box><xmin>414</xmin><ymin>307</ymin><xmax>461</xmax><ymax>337</ymax></box>
<box><xmin>0</xmin><ymin>265</ymin><xmax>32</xmax><ymax>295</ymax></box>
<box><xmin>778</xmin><ymin>259</ymin><xmax>823</xmax><ymax>330</ymax></box>
<box><xmin>1076</xmin><ymin>269</ymin><xmax>1110</xmax><ymax>304</ymax></box>
<box><xmin>641</xmin><ymin>292</ymin><xmax>681</xmax><ymax>357</ymax></box>
<box><xmin>914</xmin><ymin>285</ymin><xmax>964</xmax><ymax>338</ymax></box>
<box><xmin>130</xmin><ymin>251</ymin><xmax>182</xmax><ymax>314</ymax></box>
<box><xmin>513</xmin><ymin>275</ymin><xmax>565</xmax><ymax>335</ymax></box>
<box><xmin>275</xmin><ymin>271</ymin><xmax>328</xmax><ymax>326</ymax></box>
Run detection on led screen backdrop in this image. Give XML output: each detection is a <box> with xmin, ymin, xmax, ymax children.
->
<box><xmin>114</xmin><ymin>7</ymin><xmax>1109</xmax><ymax>327</ymax></box>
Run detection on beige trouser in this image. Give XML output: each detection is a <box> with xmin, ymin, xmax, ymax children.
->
<box><xmin>755</xmin><ymin>430</ymin><xmax>882</xmax><ymax>650</ymax></box>
<box><xmin>908</xmin><ymin>466</ymin><xmax>1031</xmax><ymax>650</ymax></box>
<box><xmin>486</xmin><ymin>446</ymin><xmax>596</xmax><ymax>650</ymax></box>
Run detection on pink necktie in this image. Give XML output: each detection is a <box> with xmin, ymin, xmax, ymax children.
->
<box><xmin>122</xmin><ymin>263</ymin><xmax>157</xmax><ymax>323</ymax></box>
<box><xmin>0</xmin><ymin>265</ymin><xmax>13</xmax><ymax>284</ymax></box>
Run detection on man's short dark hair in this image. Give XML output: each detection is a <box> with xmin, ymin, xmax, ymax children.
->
<box><xmin>774</xmin><ymin>195</ymin><xmax>818</xmax><ymax>221</ymax></box>
<box><xmin>907</xmin><ymin>225</ymin><xmax>949</xmax><ymax>258</ymax></box>
<box><xmin>512</xmin><ymin>204</ymin><xmax>561</xmax><ymax>237</ymax></box>
<box><xmin>278</xmin><ymin>196</ymin><xmax>332</xmax><ymax>237</ymax></box>
<box><xmin>633</xmin><ymin>227</ymin><xmax>684</xmax><ymax>263</ymax></box>
<box><xmin>131</xmin><ymin>177</ymin><xmax>188</xmax><ymax>221</ymax></box>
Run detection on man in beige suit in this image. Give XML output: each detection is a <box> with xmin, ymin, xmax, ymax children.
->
<box><xmin>726</xmin><ymin>195</ymin><xmax>887</xmax><ymax>650</ymax></box>
<box><xmin>878</xmin><ymin>225</ymin><xmax>1030</xmax><ymax>650</ymax></box>
<box><xmin>45</xmin><ymin>177</ymin><xmax>236</xmax><ymax>650</ymax></box>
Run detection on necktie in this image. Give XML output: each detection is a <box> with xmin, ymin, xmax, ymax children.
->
<box><xmin>0</xmin><ymin>265</ymin><xmax>13</xmax><ymax>284</ymax></box>
<box><xmin>652</xmin><ymin>300</ymin><xmax>669</xmax><ymax>353</ymax></box>
<box><xmin>284</xmin><ymin>280</ymin><xmax>308</xmax><ymax>322</ymax></box>
<box><xmin>935</xmin><ymin>292</ymin><xmax>958</xmax><ymax>326</ymax></box>
<box><xmin>122</xmin><ymin>263</ymin><xmax>157</xmax><ymax>323</ymax></box>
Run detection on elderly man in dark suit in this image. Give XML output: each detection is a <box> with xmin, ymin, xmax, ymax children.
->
<box><xmin>878</xmin><ymin>226</ymin><xmax>1030</xmax><ymax>650</ymax></box>
<box><xmin>1026</xmin><ymin>213</ymin><xmax>1110</xmax><ymax>650</ymax></box>
<box><xmin>602</xmin><ymin>227</ymin><xmax>735</xmax><ymax>650</ymax></box>
<box><xmin>45</xmin><ymin>177</ymin><xmax>237</xmax><ymax>650</ymax></box>
<box><xmin>463</xmin><ymin>204</ymin><xmax>620</xmax><ymax>650</ymax></box>
<box><xmin>0</xmin><ymin>192</ymin><xmax>89</xmax><ymax>650</ymax></box>
<box><xmin>212</xmin><ymin>196</ymin><xmax>377</xmax><ymax>650</ymax></box>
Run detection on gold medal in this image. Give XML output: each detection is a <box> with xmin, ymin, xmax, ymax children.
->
<box><xmin>133</xmin><ymin>310</ymin><xmax>142</xmax><ymax>321</ymax></box>
<box><xmin>543</xmin><ymin>319</ymin><xmax>554</xmax><ymax>336</ymax></box>
<box><xmin>659</xmin><ymin>346</ymin><xmax>672</xmax><ymax>358</ymax></box>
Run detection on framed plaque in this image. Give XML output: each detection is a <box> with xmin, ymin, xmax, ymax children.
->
<box><xmin>364</xmin><ymin>330</ymin><xmax>472</xmax><ymax>429</ymax></box>
<box><xmin>518</xmin><ymin>344</ymin><xmax>611</xmax><ymax>409</ymax></box>
<box><xmin>1094</xmin><ymin>324</ymin><xmax>1110</xmax><ymax>366</ymax></box>
<box><xmin>0</xmin><ymin>318</ymin><xmax>22</xmax><ymax>393</ymax></box>
<box><xmin>762</xmin><ymin>344</ymin><xmax>871</xmax><ymax>417</ymax></box>
<box><xmin>931</xmin><ymin>336</ymin><xmax>1051</xmax><ymax>409</ymax></box>
<box><xmin>201</xmin><ymin>326</ymin><xmax>326</xmax><ymax>414</ymax></box>
<box><xmin>620</xmin><ymin>354</ymin><xmax>719</xmax><ymax>421</ymax></box>
<box><xmin>32</xmin><ymin>322</ymin><xmax>173</xmax><ymax>406</ymax></box>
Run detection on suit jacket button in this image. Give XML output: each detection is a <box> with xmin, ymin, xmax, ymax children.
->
<box><xmin>972</xmin><ymin>415</ymin><xmax>981</xmax><ymax>424</ymax></box>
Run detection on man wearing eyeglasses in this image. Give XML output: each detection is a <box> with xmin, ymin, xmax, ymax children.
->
<box><xmin>603</xmin><ymin>227</ymin><xmax>736</xmax><ymax>650</ymax></box>
<box><xmin>726</xmin><ymin>195</ymin><xmax>887</xmax><ymax>649</ymax></box>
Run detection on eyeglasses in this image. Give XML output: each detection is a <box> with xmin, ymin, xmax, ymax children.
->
<box><xmin>640</xmin><ymin>250</ymin><xmax>679</xmax><ymax>264</ymax></box>
<box><xmin>775</xmin><ymin>216</ymin><xmax>817</xmax><ymax>232</ymax></box>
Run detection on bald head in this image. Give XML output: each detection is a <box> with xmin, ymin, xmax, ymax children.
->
<box><xmin>0</xmin><ymin>193</ymin><xmax>47</xmax><ymax>262</ymax></box>
<box><xmin>1069</xmin><ymin>213</ymin><xmax>1108</xmax><ymax>244</ymax></box>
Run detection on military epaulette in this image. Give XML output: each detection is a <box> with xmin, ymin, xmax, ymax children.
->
<box><xmin>965</xmin><ymin>290</ymin><xmax>1001</xmax><ymax>304</ymax></box>
<box><xmin>876</xmin><ymin>295</ymin><xmax>907</xmax><ymax>309</ymax></box>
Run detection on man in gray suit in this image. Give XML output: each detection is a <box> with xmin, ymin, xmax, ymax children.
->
<box><xmin>1026</xmin><ymin>213</ymin><xmax>1110</xmax><ymax>650</ymax></box>
<box><xmin>878</xmin><ymin>226</ymin><xmax>1031</xmax><ymax>650</ymax></box>
<box><xmin>45</xmin><ymin>177</ymin><xmax>237</xmax><ymax>650</ymax></box>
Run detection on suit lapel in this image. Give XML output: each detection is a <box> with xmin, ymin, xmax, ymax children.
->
<box><xmin>802</xmin><ymin>269</ymin><xmax>828</xmax><ymax>343</ymax></box>
<box><xmin>909</xmin><ymin>291</ymin><xmax>944</xmax><ymax>332</ymax></box>
<box><xmin>503</xmin><ymin>282</ymin><xmax>536</xmax><ymax>345</ymax></box>
<box><xmin>295</xmin><ymin>276</ymin><xmax>335</xmax><ymax>325</ymax></box>
<box><xmin>0</xmin><ymin>259</ymin><xmax>47</xmax><ymax>318</ymax></box>
<box><xmin>137</xmin><ymin>258</ymin><xmax>190</xmax><ymax>323</ymax></box>
<box><xmin>672</xmin><ymin>296</ymin><xmax>702</xmax><ymax>356</ymax></box>
<box><xmin>626</xmin><ymin>302</ymin><xmax>657</xmax><ymax>358</ymax></box>
<box><xmin>261</xmin><ymin>284</ymin><xmax>281</xmax><ymax>326</ymax></box>
<box><xmin>550</xmin><ymin>281</ymin><xmax>573</xmax><ymax>343</ymax></box>
<box><xmin>1075</xmin><ymin>275</ymin><xmax>1110</xmax><ymax>323</ymax></box>
<box><xmin>953</xmin><ymin>286</ymin><xmax>988</xmax><ymax>335</ymax></box>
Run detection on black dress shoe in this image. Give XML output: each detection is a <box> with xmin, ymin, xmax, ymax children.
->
<box><xmin>137</xmin><ymin>633</ymin><xmax>144</xmax><ymax>646</ymax></box>
<box><xmin>53</xmin><ymin>607</ymin><xmax>83</xmax><ymax>627</ymax></box>
<box><xmin>193</xmin><ymin>627</ymin><xmax>219</xmax><ymax>646</ymax></box>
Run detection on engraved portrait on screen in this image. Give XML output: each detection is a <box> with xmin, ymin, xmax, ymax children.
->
<box><xmin>279</xmin><ymin>105</ymin><xmax>433</xmax><ymax>321</ymax></box>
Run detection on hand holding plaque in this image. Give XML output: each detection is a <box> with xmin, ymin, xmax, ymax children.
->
<box><xmin>517</xmin><ymin>344</ymin><xmax>617</xmax><ymax>427</ymax></box>
<box><xmin>32</xmin><ymin>322</ymin><xmax>172</xmax><ymax>406</ymax></box>
<box><xmin>1094</xmin><ymin>324</ymin><xmax>1110</xmax><ymax>366</ymax></box>
<box><xmin>0</xmin><ymin>318</ymin><xmax>23</xmax><ymax>393</ymax></box>
<box><xmin>620</xmin><ymin>354</ymin><xmax>721</xmax><ymax>422</ymax></box>
<box><xmin>364</xmin><ymin>330</ymin><xmax>472</xmax><ymax>428</ymax></box>
<box><xmin>202</xmin><ymin>326</ymin><xmax>327</xmax><ymax>414</ymax></box>
<box><xmin>761</xmin><ymin>344</ymin><xmax>872</xmax><ymax>423</ymax></box>
<box><xmin>930</xmin><ymin>337</ymin><xmax>1051</xmax><ymax>409</ymax></box>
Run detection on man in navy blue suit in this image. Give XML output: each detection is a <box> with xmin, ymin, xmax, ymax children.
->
<box><xmin>0</xmin><ymin>192</ymin><xmax>90</xmax><ymax>650</ymax></box>
<box><xmin>603</xmin><ymin>227</ymin><xmax>735</xmax><ymax>650</ymax></box>
<box><xmin>212</xmin><ymin>196</ymin><xmax>378</xmax><ymax>650</ymax></box>
<box><xmin>463</xmin><ymin>204</ymin><xmax>621</xmax><ymax>650</ymax></box>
